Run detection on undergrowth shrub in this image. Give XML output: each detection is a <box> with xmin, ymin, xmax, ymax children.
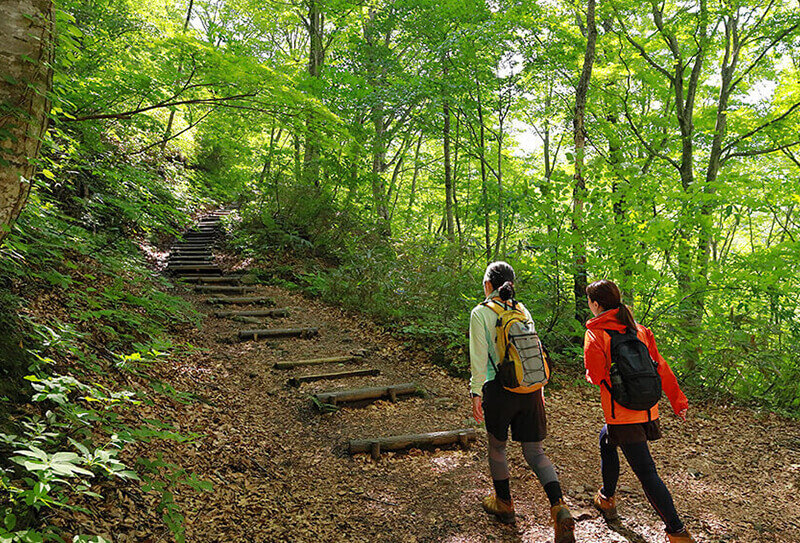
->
<box><xmin>0</xmin><ymin>188</ymin><xmax>210</xmax><ymax>542</ymax></box>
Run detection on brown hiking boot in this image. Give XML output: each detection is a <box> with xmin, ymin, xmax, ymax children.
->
<box><xmin>593</xmin><ymin>489</ymin><xmax>620</xmax><ymax>522</ymax></box>
<box><xmin>481</xmin><ymin>494</ymin><xmax>515</xmax><ymax>523</ymax></box>
<box><xmin>666</xmin><ymin>529</ymin><xmax>697</xmax><ymax>542</ymax></box>
<box><xmin>551</xmin><ymin>500</ymin><xmax>576</xmax><ymax>543</ymax></box>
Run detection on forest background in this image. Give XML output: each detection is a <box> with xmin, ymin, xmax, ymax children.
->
<box><xmin>1</xmin><ymin>0</ymin><xmax>800</xmax><ymax>540</ymax></box>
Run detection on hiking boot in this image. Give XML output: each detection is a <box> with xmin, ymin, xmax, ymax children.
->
<box><xmin>666</xmin><ymin>529</ymin><xmax>697</xmax><ymax>542</ymax></box>
<box><xmin>481</xmin><ymin>494</ymin><xmax>515</xmax><ymax>523</ymax></box>
<box><xmin>593</xmin><ymin>489</ymin><xmax>620</xmax><ymax>522</ymax></box>
<box><xmin>551</xmin><ymin>500</ymin><xmax>576</xmax><ymax>543</ymax></box>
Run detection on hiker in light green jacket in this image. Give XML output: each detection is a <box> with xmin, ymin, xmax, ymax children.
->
<box><xmin>469</xmin><ymin>261</ymin><xmax>575</xmax><ymax>543</ymax></box>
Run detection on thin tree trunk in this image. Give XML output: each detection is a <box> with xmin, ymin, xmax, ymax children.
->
<box><xmin>571</xmin><ymin>0</ymin><xmax>597</xmax><ymax>324</ymax></box>
<box><xmin>443</xmin><ymin>79</ymin><xmax>455</xmax><ymax>242</ymax></box>
<box><xmin>406</xmin><ymin>132</ymin><xmax>424</xmax><ymax>227</ymax></box>
<box><xmin>475</xmin><ymin>76</ymin><xmax>491</xmax><ymax>262</ymax></box>
<box><xmin>696</xmin><ymin>13</ymin><xmax>739</xmax><ymax>325</ymax></box>
<box><xmin>0</xmin><ymin>0</ymin><xmax>54</xmax><ymax>243</ymax></box>
<box><xmin>302</xmin><ymin>0</ymin><xmax>323</xmax><ymax>187</ymax></box>
<box><xmin>493</xmin><ymin>93</ymin><xmax>505</xmax><ymax>259</ymax></box>
<box><xmin>453</xmin><ymin>112</ymin><xmax>462</xmax><ymax>244</ymax></box>
<box><xmin>607</xmin><ymin>114</ymin><xmax>633</xmax><ymax>302</ymax></box>
<box><xmin>160</xmin><ymin>0</ymin><xmax>194</xmax><ymax>153</ymax></box>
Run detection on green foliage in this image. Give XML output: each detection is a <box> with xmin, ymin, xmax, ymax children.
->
<box><xmin>0</xmin><ymin>179</ymin><xmax>207</xmax><ymax>540</ymax></box>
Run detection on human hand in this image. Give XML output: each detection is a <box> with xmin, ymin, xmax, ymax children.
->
<box><xmin>472</xmin><ymin>395</ymin><xmax>484</xmax><ymax>423</ymax></box>
<box><xmin>677</xmin><ymin>408</ymin><xmax>688</xmax><ymax>422</ymax></box>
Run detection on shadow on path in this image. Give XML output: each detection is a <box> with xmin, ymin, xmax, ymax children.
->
<box><xmin>607</xmin><ymin>520</ymin><xmax>650</xmax><ymax>543</ymax></box>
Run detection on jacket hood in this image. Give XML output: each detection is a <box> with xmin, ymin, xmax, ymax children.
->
<box><xmin>586</xmin><ymin>308</ymin><xmax>628</xmax><ymax>332</ymax></box>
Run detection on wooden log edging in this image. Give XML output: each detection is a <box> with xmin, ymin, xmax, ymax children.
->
<box><xmin>237</xmin><ymin>327</ymin><xmax>318</xmax><ymax>341</ymax></box>
<box><xmin>167</xmin><ymin>265</ymin><xmax>222</xmax><ymax>275</ymax></box>
<box><xmin>194</xmin><ymin>285</ymin><xmax>254</xmax><ymax>294</ymax></box>
<box><xmin>349</xmin><ymin>429</ymin><xmax>477</xmax><ymax>459</ymax></box>
<box><xmin>215</xmin><ymin>308</ymin><xmax>289</xmax><ymax>318</ymax></box>
<box><xmin>288</xmin><ymin>368</ymin><xmax>380</xmax><ymax>387</ymax></box>
<box><xmin>206</xmin><ymin>296</ymin><xmax>274</xmax><ymax>305</ymax></box>
<box><xmin>181</xmin><ymin>276</ymin><xmax>241</xmax><ymax>284</ymax></box>
<box><xmin>274</xmin><ymin>355</ymin><xmax>359</xmax><ymax>370</ymax></box>
<box><xmin>312</xmin><ymin>383</ymin><xmax>421</xmax><ymax>407</ymax></box>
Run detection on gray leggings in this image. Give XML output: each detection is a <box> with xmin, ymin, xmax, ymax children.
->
<box><xmin>488</xmin><ymin>433</ymin><xmax>559</xmax><ymax>487</ymax></box>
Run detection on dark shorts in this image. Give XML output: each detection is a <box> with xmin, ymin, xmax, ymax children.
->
<box><xmin>606</xmin><ymin>419</ymin><xmax>662</xmax><ymax>446</ymax></box>
<box><xmin>482</xmin><ymin>379</ymin><xmax>547</xmax><ymax>443</ymax></box>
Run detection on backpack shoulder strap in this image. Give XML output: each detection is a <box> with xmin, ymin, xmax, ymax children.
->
<box><xmin>481</xmin><ymin>299</ymin><xmax>506</xmax><ymax>316</ymax></box>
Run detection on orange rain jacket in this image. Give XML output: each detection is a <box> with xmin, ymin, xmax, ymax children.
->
<box><xmin>584</xmin><ymin>308</ymin><xmax>689</xmax><ymax>425</ymax></box>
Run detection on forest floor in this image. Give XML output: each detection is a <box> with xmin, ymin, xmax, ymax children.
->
<box><xmin>57</xmin><ymin>260</ymin><xmax>800</xmax><ymax>543</ymax></box>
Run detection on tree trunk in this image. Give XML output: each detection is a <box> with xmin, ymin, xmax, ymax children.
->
<box><xmin>406</xmin><ymin>132</ymin><xmax>423</xmax><ymax>226</ymax></box>
<box><xmin>0</xmin><ymin>0</ymin><xmax>53</xmax><ymax>244</ymax></box>
<box><xmin>696</xmin><ymin>14</ymin><xmax>739</xmax><ymax>327</ymax></box>
<box><xmin>657</xmin><ymin>0</ymin><xmax>708</xmax><ymax>370</ymax></box>
<box><xmin>365</xmin><ymin>10</ymin><xmax>391</xmax><ymax>236</ymax></box>
<box><xmin>371</xmin><ymin>105</ymin><xmax>391</xmax><ymax>235</ymax></box>
<box><xmin>443</xmin><ymin>101</ymin><xmax>455</xmax><ymax>242</ymax></box>
<box><xmin>160</xmin><ymin>0</ymin><xmax>194</xmax><ymax>153</ymax></box>
<box><xmin>607</xmin><ymin>114</ymin><xmax>633</xmax><ymax>302</ymax></box>
<box><xmin>302</xmin><ymin>0</ymin><xmax>323</xmax><ymax>187</ymax></box>
<box><xmin>571</xmin><ymin>0</ymin><xmax>597</xmax><ymax>325</ymax></box>
<box><xmin>476</xmin><ymin>76</ymin><xmax>491</xmax><ymax>262</ymax></box>
<box><xmin>442</xmin><ymin>55</ymin><xmax>455</xmax><ymax>243</ymax></box>
<box><xmin>493</xmin><ymin>94</ymin><xmax>505</xmax><ymax>259</ymax></box>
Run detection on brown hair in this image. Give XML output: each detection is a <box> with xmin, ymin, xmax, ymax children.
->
<box><xmin>586</xmin><ymin>279</ymin><xmax>637</xmax><ymax>331</ymax></box>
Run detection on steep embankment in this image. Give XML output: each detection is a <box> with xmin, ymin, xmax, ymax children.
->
<box><xmin>57</xmin><ymin>215</ymin><xmax>800</xmax><ymax>542</ymax></box>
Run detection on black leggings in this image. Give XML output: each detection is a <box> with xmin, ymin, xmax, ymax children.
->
<box><xmin>599</xmin><ymin>425</ymin><xmax>683</xmax><ymax>534</ymax></box>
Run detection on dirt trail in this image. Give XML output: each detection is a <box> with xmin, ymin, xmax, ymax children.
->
<box><xmin>62</xmin><ymin>214</ymin><xmax>799</xmax><ymax>543</ymax></box>
<box><xmin>133</xmin><ymin>274</ymin><xmax>799</xmax><ymax>543</ymax></box>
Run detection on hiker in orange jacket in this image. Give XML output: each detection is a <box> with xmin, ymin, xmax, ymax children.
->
<box><xmin>583</xmin><ymin>279</ymin><xmax>696</xmax><ymax>543</ymax></box>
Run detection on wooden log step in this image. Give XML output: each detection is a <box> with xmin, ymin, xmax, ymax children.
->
<box><xmin>288</xmin><ymin>368</ymin><xmax>380</xmax><ymax>387</ymax></box>
<box><xmin>214</xmin><ymin>308</ymin><xmax>288</xmax><ymax>318</ymax></box>
<box><xmin>274</xmin><ymin>355</ymin><xmax>359</xmax><ymax>370</ymax></box>
<box><xmin>180</xmin><ymin>276</ymin><xmax>242</xmax><ymax>284</ymax></box>
<box><xmin>206</xmin><ymin>296</ymin><xmax>274</xmax><ymax>305</ymax></box>
<box><xmin>170</xmin><ymin>256</ymin><xmax>213</xmax><ymax>261</ymax></box>
<box><xmin>167</xmin><ymin>265</ymin><xmax>222</xmax><ymax>274</ymax></box>
<box><xmin>173</xmin><ymin>243</ymin><xmax>214</xmax><ymax>249</ymax></box>
<box><xmin>168</xmin><ymin>261</ymin><xmax>215</xmax><ymax>267</ymax></box>
<box><xmin>313</xmin><ymin>383</ymin><xmax>421</xmax><ymax>407</ymax></box>
<box><xmin>349</xmin><ymin>429</ymin><xmax>477</xmax><ymax>459</ymax></box>
<box><xmin>194</xmin><ymin>285</ymin><xmax>254</xmax><ymax>294</ymax></box>
<box><xmin>237</xmin><ymin>327</ymin><xmax>318</xmax><ymax>341</ymax></box>
<box><xmin>170</xmin><ymin>252</ymin><xmax>213</xmax><ymax>257</ymax></box>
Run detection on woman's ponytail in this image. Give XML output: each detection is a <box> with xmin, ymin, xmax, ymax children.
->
<box><xmin>498</xmin><ymin>280</ymin><xmax>515</xmax><ymax>301</ymax></box>
<box><xmin>617</xmin><ymin>303</ymin><xmax>637</xmax><ymax>331</ymax></box>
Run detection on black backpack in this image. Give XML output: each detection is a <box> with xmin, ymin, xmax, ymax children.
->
<box><xmin>602</xmin><ymin>327</ymin><xmax>662</xmax><ymax>419</ymax></box>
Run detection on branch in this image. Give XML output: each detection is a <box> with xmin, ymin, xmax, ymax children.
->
<box><xmin>723</xmin><ymin>140</ymin><xmax>800</xmax><ymax>161</ymax></box>
<box><xmin>132</xmin><ymin>108</ymin><xmax>215</xmax><ymax>154</ymax></box>
<box><xmin>609</xmin><ymin>0</ymin><xmax>674</xmax><ymax>81</ymax></box>
<box><xmin>731</xmin><ymin>19</ymin><xmax>800</xmax><ymax>94</ymax></box>
<box><xmin>721</xmin><ymin>99</ymin><xmax>800</xmax><ymax>155</ymax></box>
<box><xmin>62</xmin><ymin>93</ymin><xmax>258</xmax><ymax>122</ymax></box>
